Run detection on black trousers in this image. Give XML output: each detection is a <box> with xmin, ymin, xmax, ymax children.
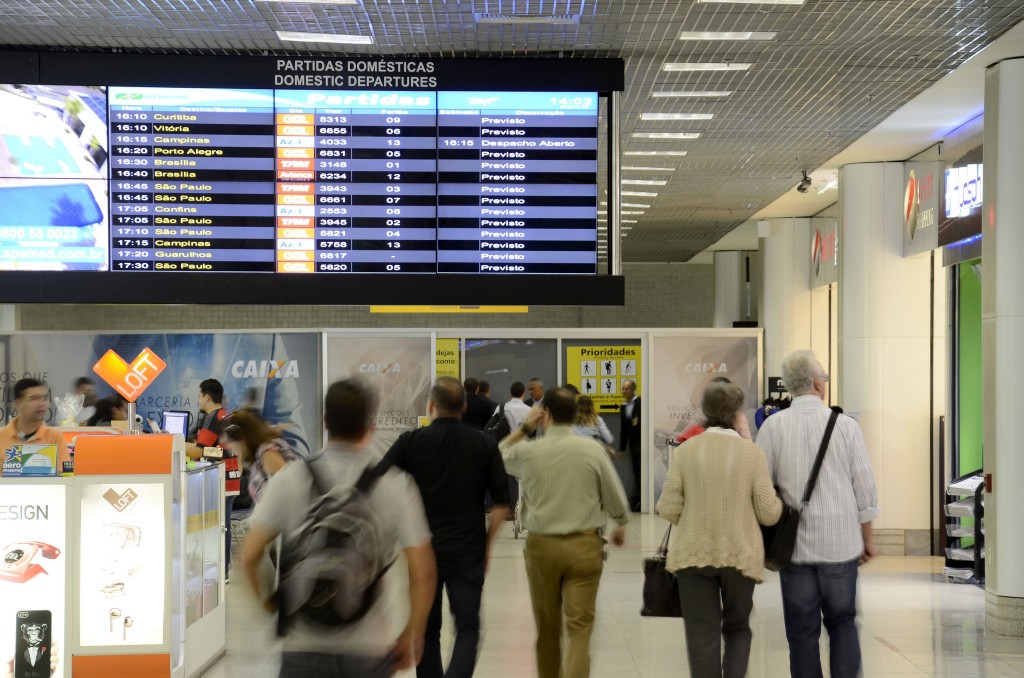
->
<box><xmin>675</xmin><ymin>566</ymin><xmax>756</xmax><ymax>678</ymax></box>
<box><xmin>629</xmin><ymin>446</ymin><xmax>641</xmax><ymax>507</ymax></box>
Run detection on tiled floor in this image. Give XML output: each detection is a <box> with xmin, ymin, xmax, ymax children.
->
<box><xmin>204</xmin><ymin>514</ymin><xmax>1024</xmax><ymax>677</ymax></box>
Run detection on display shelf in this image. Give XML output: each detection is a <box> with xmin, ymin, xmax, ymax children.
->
<box><xmin>944</xmin><ymin>469</ymin><xmax>984</xmax><ymax>585</ymax></box>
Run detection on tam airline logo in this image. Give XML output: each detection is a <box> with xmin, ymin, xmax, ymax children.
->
<box><xmin>231</xmin><ymin>360</ymin><xmax>300</xmax><ymax>379</ymax></box>
<box><xmin>685</xmin><ymin>362</ymin><xmax>728</xmax><ymax>374</ymax></box>
<box><xmin>93</xmin><ymin>347</ymin><xmax>166</xmax><ymax>402</ymax></box>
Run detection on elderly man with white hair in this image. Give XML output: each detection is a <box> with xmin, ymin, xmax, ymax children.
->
<box><xmin>756</xmin><ymin>350</ymin><xmax>880</xmax><ymax>678</ymax></box>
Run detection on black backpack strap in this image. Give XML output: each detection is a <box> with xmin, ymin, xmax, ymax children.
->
<box><xmin>354</xmin><ymin>457</ymin><xmax>393</xmax><ymax>494</ymax></box>
<box><xmin>800</xmin><ymin>410</ymin><xmax>840</xmax><ymax>506</ymax></box>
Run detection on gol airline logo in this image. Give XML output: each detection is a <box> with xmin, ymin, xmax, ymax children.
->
<box><xmin>103</xmin><ymin>487</ymin><xmax>139</xmax><ymax>513</ymax></box>
<box><xmin>231</xmin><ymin>360</ymin><xmax>300</xmax><ymax>379</ymax></box>
<box><xmin>92</xmin><ymin>347</ymin><xmax>167</xmax><ymax>403</ymax></box>
<box><xmin>685</xmin><ymin>362</ymin><xmax>728</xmax><ymax>374</ymax></box>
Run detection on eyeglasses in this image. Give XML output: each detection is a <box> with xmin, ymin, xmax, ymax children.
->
<box><xmin>817</xmin><ymin>374</ymin><xmax>831</xmax><ymax>383</ymax></box>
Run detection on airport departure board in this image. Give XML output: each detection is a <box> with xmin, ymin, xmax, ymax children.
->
<box><xmin>0</xmin><ymin>52</ymin><xmax>624</xmax><ymax>304</ymax></box>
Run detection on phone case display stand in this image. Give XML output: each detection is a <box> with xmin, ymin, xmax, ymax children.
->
<box><xmin>1</xmin><ymin>433</ymin><xmax>225</xmax><ymax>678</ymax></box>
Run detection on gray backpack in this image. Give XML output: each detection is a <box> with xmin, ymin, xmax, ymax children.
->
<box><xmin>276</xmin><ymin>457</ymin><xmax>394</xmax><ymax>635</ymax></box>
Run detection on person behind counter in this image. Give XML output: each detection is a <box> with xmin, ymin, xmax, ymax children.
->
<box><xmin>0</xmin><ymin>378</ymin><xmax>69</xmax><ymax>477</ymax></box>
<box><xmin>85</xmin><ymin>397</ymin><xmax>128</xmax><ymax>427</ymax></box>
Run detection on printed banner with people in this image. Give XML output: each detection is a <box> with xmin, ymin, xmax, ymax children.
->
<box><xmin>0</xmin><ymin>332</ymin><xmax>321</xmax><ymax>458</ymax></box>
<box><xmin>649</xmin><ymin>333</ymin><xmax>761</xmax><ymax>505</ymax></box>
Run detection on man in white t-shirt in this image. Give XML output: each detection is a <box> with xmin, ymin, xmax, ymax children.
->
<box><xmin>242</xmin><ymin>379</ymin><xmax>436</xmax><ymax>677</ymax></box>
<box><xmin>497</xmin><ymin>381</ymin><xmax>532</xmax><ymax>432</ymax></box>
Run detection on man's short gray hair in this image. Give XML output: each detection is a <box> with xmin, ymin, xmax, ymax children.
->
<box><xmin>702</xmin><ymin>382</ymin><xmax>746</xmax><ymax>430</ymax></box>
<box><xmin>782</xmin><ymin>351</ymin><xmax>824</xmax><ymax>396</ymax></box>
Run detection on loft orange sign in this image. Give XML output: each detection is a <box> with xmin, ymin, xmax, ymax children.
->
<box><xmin>93</xmin><ymin>347</ymin><xmax>167</xmax><ymax>402</ymax></box>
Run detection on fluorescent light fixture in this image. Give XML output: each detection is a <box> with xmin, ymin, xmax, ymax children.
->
<box><xmin>622</xmin><ymin>179</ymin><xmax>667</xmax><ymax>186</ymax></box>
<box><xmin>621</xmin><ymin>210</ymin><xmax>646</xmax><ymax>215</ymax></box>
<box><xmin>623</xmin><ymin>219</ymin><xmax>639</xmax><ymax>224</ymax></box>
<box><xmin>624</xmin><ymin>151</ymin><xmax>688</xmax><ymax>156</ymax></box>
<box><xmin>662</xmin><ymin>62</ymin><xmax>752</xmax><ymax>72</ymax></box>
<box><xmin>817</xmin><ymin>178</ymin><xmax>838</xmax><ymax>195</ymax></box>
<box><xmin>622</xmin><ymin>166</ymin><xmax>676</xmax><ymax>171</ymax></box>
<box><xmin>600</xmin><ymin>201</ymin><xmax>651</xmax><ymax>208</ymax></box>
<box><xmin>632</xmin><ymin>132</ymin><xmax>700</xmax><ymax>140</ymax></box>
<box><xmin>698</xmin><ymin>0</ymin><xmax>804</xmax><ymax>4</ymax></box>
<box><xmin>652</xmin><ymin>90</ymin><xmax>732</xmax><ymax>98</ymax></box>
<box><xmin>640</xmin><ymin>113</ymin><xmax>713</xmax><ymax>121</ymax></box>
<box><xmin>475</xmin><ymin>13</ymin><xmax>580</xmax><ymax>25</ymax></box>
<box><xmin>623</xmin><ymin>191</ymin><xmax>658</xmax><ymax>197</ymax></box>
<box><xmin>260</xmin><ymin>0</ymin><xmax>357</xmax><ymax>3</ymax></box>
<box><xmin>277</xmin><ymin>30</ymin><xmax>373</xmax><ymax>44</ymax></box>
<box><xmin>596</xmin><ymin>210</ymin><xmax>608</xmax><ymax>214</ymax></box>
<box><xmin>678</xmin><ymin>31</ymin><xmax>776</xmax><ymax>40</ymax></box>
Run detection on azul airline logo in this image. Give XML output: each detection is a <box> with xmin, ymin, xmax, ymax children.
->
<box><xmin>685</xmin><ymin>362</ymin><xmax>728</xmax><ymax>374</ymax></box>
<box><xmin>359</xmin><ymin>363</ymin><xmax>401</xmax><ymax>373</ymax></box>
<box><xmin>231</xmin><ymin>360</ymin><xmax>300</xmax><ymax>379</ymax></box>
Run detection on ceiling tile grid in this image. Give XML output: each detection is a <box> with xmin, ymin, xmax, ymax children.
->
<box><xmin>0</xmin><ymin>0</ymin><xmax>1022</xmax><ymax>262</ymax></box>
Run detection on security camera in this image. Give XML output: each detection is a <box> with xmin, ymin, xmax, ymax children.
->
<box><xmin>797</xmin><ymin>171</ymin><xmax>812</xmax><ymax>194</ymax></box>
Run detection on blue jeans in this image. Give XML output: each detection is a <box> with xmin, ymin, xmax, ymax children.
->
<box><xmin>779</xmin><ymin>558</ymin><xmax>861</xmax><ymax>678</ymax></box>
<box><xmin>279</xmin><ymin>651</ymin><xmax>391</xmax><ymax>677</ymax></box>
<box><xmin>419</xmin><ymin>560</ymin><xmax>485</xmax><ymax>678</ymax></box>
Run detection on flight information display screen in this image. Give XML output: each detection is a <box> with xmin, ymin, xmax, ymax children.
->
<box><xmin>18</xmin><ymin>85</ymin><xmax>599</xmax><ymax>274</ymax></box>
<box><xmin>0</xmin><ymin>53</ymin><xmax>624</xmax><ymax>305</ymax></box>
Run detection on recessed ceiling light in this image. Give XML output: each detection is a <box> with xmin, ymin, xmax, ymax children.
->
<box><xmin>624</xmin><ymin>151</ymin><xmax>689</xmax><ymax>156</ymax></box>
<box><xmin>475</xmin><ymin>13</ymin><xmax>580</xmax><ymax>24</ymax></box>
<box><xmin>677</xmin><ymin>31</ymin><xmax>776</xmax><ymax>40</ymax></box>
<box><xmin>698</xmin><ymin>0</ymin><xmax>803</xmax><ymax>4</ymax></box>
<box><xmin>632</xmin><ymin>132</ymin><xmax>700</xmax><ymax>139</ymax></box>
<box><xmin>260</xmin><ymin>0</ymin><xmax>357</xmax><ymax>4</ymax></box>
<box><xmin>623</xmin><ymin>191</ymin><xmax>658</xmax><ymax>197</ymax></box>
<box><xmin>622</xmin><ymin>179</ymin><xmax>667</xmax><ymax>186</ymax></box>
<box><xmin>276</xmin><ymin>31</ymin><xmax>373</xmax><ymax>44</ymax></box>
<box><xmin>640</xmin><ymin>113</ymin><xmax>714</xmax><ymax>121</ymax></box>
<box><xmin>652</xmin><ymin>90</ymin><xmax>732</xmax><ymax>98</ymax></box>
<box><xmin>662</xmin><ymin>62</ymin><xmax>752</xmax><ymax>72</ymax></box>
<box><xmin>622</xmin><ymin>166</ymin><xmax>676</xmax><ymax>171</ymax></box>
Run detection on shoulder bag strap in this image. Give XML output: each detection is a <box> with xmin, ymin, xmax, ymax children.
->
<box><xmin>800</xmin><ymin>410</ymin><xmax>840</xmax><ymax>506</ymax></box>
<box><xmin>657</xmin><ymin>524</ymin><xmax>672</xmax><ymax>558</ymax></box>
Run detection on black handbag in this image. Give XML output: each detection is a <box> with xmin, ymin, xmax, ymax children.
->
<box><xmin>641</xmin><ymin>525</ymin><xmax>682</xmax><ymax>617</ymax></box>
<box><xmin>761</xmin><ymin>410</ymin><xmax>839</xmax><ymax>572</ymax></box>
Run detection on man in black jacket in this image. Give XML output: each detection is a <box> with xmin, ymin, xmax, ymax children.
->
<box><xmin>619</xmin><ymin>378</ymin><xmax>642</xmax><ymax>512</ymax></box>
<box><xmin>463</xmin><ymin>377</ymin><xmax>496</xmax><ymax>431</ymax></box>
<box><xmin>384</xmin><ymin>377</ymin><xmax>510</xmax><ymax>678</ymax></box>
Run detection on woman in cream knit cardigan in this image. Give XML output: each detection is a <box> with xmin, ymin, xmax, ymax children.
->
<box><xmin>655</xmin><ymin>382</ymin><xmax>783</xmax><ymax>678</ymax></box>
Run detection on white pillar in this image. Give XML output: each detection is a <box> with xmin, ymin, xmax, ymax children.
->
<box><xmin>714</xmin><ymin>251</ymin><xmax>742</xmax><ymax>328</ymax></box>
<box><xmin>982</xmin><ymin>58</ymin><xmax>1024</xmax><ymax>635</ymax></box>
<box><xmin>760</xmin><ymin>218</ymin><xmax>812</xmax><ymax>386</ymax></box>
<box><xmin>839</xmin><ymin>163</ymin><xmax>934</xmax><ymax>546</ymax></box>
<box><xmin>0</xmin><ymin>305</ymin><xmax>17</xmax><ymax>331</ymax></box>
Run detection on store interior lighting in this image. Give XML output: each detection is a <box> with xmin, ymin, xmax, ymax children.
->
<box><xmin>276</xmin><ymin>31</ymin><xmax>373</xmax><ymax>44</ymax></box>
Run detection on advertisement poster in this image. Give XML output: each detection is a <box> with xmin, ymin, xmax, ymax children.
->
<box><xmin>0</xmin><ymin>332</ymin><xmax>320</xmax><ymax>458</ymax></box>
<box><xmin>649</xmin><ymin>334</ymin><xmax>760</xmax><ymax>504</ymax></box>
<box><xmin>810</xmin><ymin>217</ymin><xmax>838</xmax><ymax>288</ymax></box>
<box><xmin>324</xmin><ymin>335</ymin><xmax>432</xmax><ymax>459</ymax></box>
<box><xmin>434</xmin><ymin>338</ymin><xmax>461</xmax><ymax>381</ymax></box>
<box><xmin>564</xmin><ymin>345</ymin><xmax>641</xmax><ymax>411</ymax></box>
<box><xmin>0</xmin><ymin>483</ymin><xmax>68</xmax><ymax>677</ymax></box>
<box><xmin>79</xmin><ymin>482</ymin><xmax>165</xmax><ymax>648</ymax></box>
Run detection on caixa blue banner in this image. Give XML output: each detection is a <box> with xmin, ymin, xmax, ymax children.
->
<box><xmin>0</xmin><ymin>332</ymin><xmax>320</xmax><ymax>458</ymax></box>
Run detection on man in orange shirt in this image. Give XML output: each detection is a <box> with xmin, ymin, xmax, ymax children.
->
<box><xmin>0</xmin><ymin>378</ymin><xmax>68</xmax><ymax>476</ymax></box>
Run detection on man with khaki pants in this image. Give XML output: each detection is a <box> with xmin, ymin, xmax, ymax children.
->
<box><xmin>500</xmin><ymin>388</ymin><xmax>630</xmax><ymax>678</ymax></box>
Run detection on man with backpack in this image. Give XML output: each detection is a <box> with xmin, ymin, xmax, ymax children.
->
<box><xmin>384</xmin><ymin>377</ymin><xmax>510</xmax><ymax>678</ymax></box>
<box><xmin>241</xmin><ymin>379</ymin><xmax>436</xmax><ymax>677</ymax></box>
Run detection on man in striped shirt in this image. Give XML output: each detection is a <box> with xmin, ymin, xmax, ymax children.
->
<box><xmin>499</xmin><ymin>388</ymin><xmax>630</xmax><ymax>678</ymax></box>
<box><xmin>756</xmin><ymin>351</ymin><xmax>880</xmax><ymax>678</ymax></box>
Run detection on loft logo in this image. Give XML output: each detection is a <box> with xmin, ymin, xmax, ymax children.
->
<box><xmin>359</xmin><ymin>363</ymin><xmax>401</xmax><ymax>373</ymax></box>
<box><xmin>685</xmin><ymin>362</ymin><xmax>728</xmax><ymax>374</ymax></box>
<box><xmin>93</xmin><ymin>347</ymin><xmax>167</xmax><ymax>403</ymax></box>
<box><xmin>102</xmin><ymin>487</ymin><xmax>139</xmax><ymax>513</ymax></box>
<box><xmin>231</xmin><ymin>360</ymin><xmax>300</xmax><ymax>379</ymax></box>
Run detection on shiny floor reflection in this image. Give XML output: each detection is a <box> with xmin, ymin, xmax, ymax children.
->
<box><xmin>205</xmin><ymin>514</ymin><xmax>1024</xmax><ymax>677</ymax></box>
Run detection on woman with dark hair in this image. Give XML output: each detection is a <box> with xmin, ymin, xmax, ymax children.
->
<box><xmin>86</xmin><ymin>397</ymin><xmax>127</xmax><ymax>427</ymax></box>
<box><xmin>656</xmin><ymin>382</ymin><xmax>782</xmax><ymax>678</ymax></box>
<box><xmin>220</xmin><ymin>409</ymin><xmax>298</xmax><ymax>505</ymax></box>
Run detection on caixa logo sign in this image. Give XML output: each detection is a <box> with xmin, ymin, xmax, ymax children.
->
<box><xmin>685</xmin><ymin>362</ymin><xmax>728</xmax><ymax>374</ymax></box>
<box><xmin>231</xmin><ymin>360</ymin><xmax>300</xmax><ymax>379</ymax></box>
<box><xmin>359</xmin><ymin>363</ymin><xmax>401</xmax><ymax>373</ymax></box>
